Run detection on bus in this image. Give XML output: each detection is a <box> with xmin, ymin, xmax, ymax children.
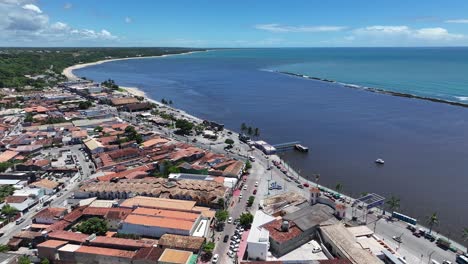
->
<box><xmin>392</xmin><ymin>211</ymin><xmax>417</xmax><ymax>225</ymax></box>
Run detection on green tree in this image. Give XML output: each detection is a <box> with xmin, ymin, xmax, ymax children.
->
<box><xmin>0</xmin><ymin>245</ymin><xmax>9</xmax><ymax>252</ymax></box>
<box><xmin>240</xmin><ymin>123</ymin><xmax>247</xmax><ymax>132</ymax></box>
<box><xmin>335</xmin><ymin>183</ymin><xmax>343</xmax><ymax>193</ymax></box>
<box><xmin>254</xmin><ymin>128</ymin><xmax>260</xmax><ymax>138</ymax></box>
<box><xmin>245</xmin><ymin>160</ymin><xmax>252</xmax><ymax>170</ymax></box>
<box><xmin>247</xmin><ymin>196</ymin><xmax>255</xmax><ymax>207</ymax></box>
<box><xmin>225</xmin><ymin>139</ymin><xmax>234</xmax><ymax>145</ymax></box>
<box><xmin>215</xmin><ymin>210</ymin><xmax>229</xmax><ymax>223</ymax></box>
<box><xmin>0</xmin><ymin>185</ymin><xmax>15</xmax><ymax>202</ymax></box>
<box><xmin>217</xmin><ymin>198</ymin><xmax>225</xmax><ymax>209</ymax></box>
<box><xmin>175</xmin><ymin>119</ymin><xmax>194</xmax><ymax>135</ymax></box>
<box><xmin>18</xmin><ymin>256</ymin><xmax>31</xmax><ymax>264</ymax></box>
<box><xmin>239</xmin><ymin>212</ymin><xmax>254</xmax><ymax>227</ymax></box>
<box><xmin>40</xmin><ymin>258</ymin><xmax>50</xmax><ymax>264</ymax></box>
<box><xmin>247</xmin><ymin>126</ymin><xmax>253</xmax><ymax>136</ymax></box>
<box><xmin>78</xmin><ymin>101</ymin><xmax>92</xmax><ymax>109</ymax></box>
<box><xmin>386</xmin><ymin>195</ymin><xmax>400</xmax><ymax>213</ymax></box>
<box><xmin>94</xmin><ymin>126</ymin><xmax>103</xmax><ymax>132</ymax></box>
<box><xmin>24</xmin><ymin>113</ymin><xmax>33</xmax><ymax>122</ymax></box>
<box><xmin>463</xmin><ymin>227</ymin><xmax>468</xmax><ymax>241</ymax></box>
<box><xmin>427</xmin><ymin>212</ymin><xmax>439</xmax><ymax>234</ymax></box>
<box><xmin>0</xmin><ymin>162</ymin><xmax>13</xmax><ymax>173</ymax></box>
<box><xmin>1</xmin><ymin>204</ymin><xmax>18</xmax><ymax>218</ymax></box>
<box><xmin>75</xmin><ymin>217</ymin><xmax>108</xmax><ymax>235</ymax></box>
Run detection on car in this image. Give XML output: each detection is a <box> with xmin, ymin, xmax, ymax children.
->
<box><xmin>228</xmin><ymin>217</ymin><xmax>233</xmax><ymax>224</ymax></box>
<box><xmin>413</xmin><ymin>231</ymin><xmax>422</xmax><ymax>237</ymax></box>
<box><xmin>232</xmin><ymin>247</ymin><xmax>239</xmax><ymax>252</ymax></box>
<box><xmin>212</xmin><ymin>254</ymin><xmax>219</xmax><ymax>263</ymax></box>
<box><xmin>297</xmin><ymin>184</ymin><xmax>304</xmax><ymax>189</ymax></box>
<box><xmin>248</xmin><ymin>156</ymin><xmax>255</xmax><ymax>162</ymax></box>
<box><xmin>303</xmin><ymin>183</ymin><xmax>310</xmax><ymax>187</ymax></box>
<box><xmin>239</xmin><ymin>194</ymin><xmax>243</xmax><ymax>199</ymax></box>
<box><xmin>285</xmin><ymin>178</ymin><xmax>292</xmax><ymax>182</ymax></box>
<box><xmin>243</xmin><ymin>185</ymin><xmax>247</xmax><ymax>190</ymax></box>
<box><xmin>15</xmin><ymin>218</ymin><xmax>25</xmax><ymax>225</ymax></box>
<box><xmin>253</xmin><ymin>189</ymin><xmax>257</xmax><ymax>195</ymax></box>
<box><xmin>223</xmin><ymin>235</ymin><xmax>229</xmax><ymax>242</ymax></box>
<box><xmin>255</xmin><ymin>181</ymin><xmax>258</xmax><ymax>187</ymax></box>
<box><xmin>392</xmin><ymin>236</ymin><xmax>403</xmax><ymax>243</ymax></box>
<box><xmin>424</xmin><ymin>233</ymin><xmax>436</xmax><ymax>242</ymax></box>
<box><xmin>227</xmin><ymin>250</ymin><xmax>235</xmax><ymax>258</ymax></box>
<box><xmin>235</xmin><ymin>239</ymin><xmax>241</xmax><ymax>243</ymax></box>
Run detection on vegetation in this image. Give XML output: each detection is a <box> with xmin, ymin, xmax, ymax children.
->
<box><xmin>386</xmin><ymin>195</ymin><xmax>400</xmax><ymax>213</ymax></box>
<box><xmin>94</xmin><ymin>126</ymin><xmax>103</xmax><ymax>132</ymax></box>
<box><xmin>175</xmin><ymin>119</ymin><xmax>194</xmax><ymax>135</ymax></box>
<box><xmin>463</xmin><ymin>227</ymin><xmax>468</xmax><ymax>241</ymax></box>
<box><xmin>0</xmin><ymin>47</ymin><xmax>203</xmax><ymax>88</ymax></box>
<box><xmin>0</xmin><ymin>185</ymin><xmax>15</xmax><ymax>203</ymax></box>
<box><xmin>114</xmin><ymin>233</ymin><xmax>141</xmax><ymax>240</ymax></box>
<box><xmin>0</xmin><ymin>162</ymin><xmax>14</xmax><ymax>173</ymax></box>
<box><xmin>225</xmin><ymin>138</ymin><xmax>234</xmax><ymax>145</ymax></box>
<box><xmin>247</xmin><ymin>196</ymin><xmax>255</xmax><ymax>207</ymax></box>
<box><xmin>1</xmin><ymin>204</ymin><xmax>18</xmax><ymax>218</ymax></box>
<box><xmin>75</xmin><ymin>217</ymin><xmax>108</xmax><ymax>235</ymax></box>
<box><xmin>240</xmin><ymin>123</ymin><xmax>247</xmax><ymax>132</ymax></box>
<box><xmin>24</xmin><ymin>112</ymin><xmax>33</xmax><ymax>123</ymax></box>
<box><xmin>217</xmin><ymin>198</ymin><xmax>225</xmax><ymax>209</ymax></box>
<box><xmin>247</xmin><ymin>126</ymin><xmax>253</xmax><ymax>135</ymax></box>
<box><xmin>215</xmin><ymin>210</ymin><xmax>229</xmax><ymax>223</ymax></box>
<box><xmin>18</xmin><ymin>256</ymin><xmax>31</xmax><ymax>264</ymax></box>
<box><xmin>124</xmin><ymin>125</ymin><xmax>143</xmax><ymax>144</ymax></box>
<box><xmin>154</xmin><ymin>160</ymin><xmax>180</xmax><ymax>178</ymax></box>
<box><xmin>239</xmin><ymin>212</ymin><xmax>254</xmax><ymax>227</ymax></box>
<box><xmin>245</xmin><ymin>160</ymin><xmax>252</xmax><ymax>170</ymax></box>
<box><xmin>201</xmin><ymin>241</ymin><xmax>215</xmax><ymax>261</ymax></box>
<box><xmin>40</xmin><ymin>258</ymin><xmax>50</xmax><ymax>264</ymax></box>
<box><xmin>101</xmin><ymin>79</ymin><xmax>119</xmax><ymax>90</ymax></box>
<box><xmin>78</xmin><ymin>101</ymin><xmax>93</xmax><ymax>109</ymax></box>
<box><xmin>334</xmin><ymin>183</ymin><xmax>343</xmax><ymax>193</ymax></box>
<box><xmin>254</xmin><ymin>127</ymin><xmax>260</xmax><ymax>138</ymax></box>
<box><xmin>426</xmin><ymin>212</ymin><xmax>439</xmax><ymax>234</ymax></box>
<box><xmin>161</xmin><ymin>98</ymin><xmax>173</xmax><ymax>105</ymax></box>
<box><xmin>0</xmin><ymin>245</ymin><xmax>9</xmax><ymax>252</ymax></box>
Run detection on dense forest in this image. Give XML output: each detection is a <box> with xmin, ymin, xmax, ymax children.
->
<box><xmin>0</xmin><ymin>47</ymin><xmax>204</xmax><ymax>88</ymax></box>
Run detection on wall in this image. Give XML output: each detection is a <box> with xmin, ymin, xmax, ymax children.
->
<box><xmin>247</xmin><ymin>241</ymin><xmax>268</xmax><ymax>261</ymax></box>
<box><xmin>74</xmin><ymin>251</ymin><xmax>133</xmax><ymax>264</ymax></box>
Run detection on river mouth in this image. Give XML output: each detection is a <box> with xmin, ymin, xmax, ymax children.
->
<box><xmin>74</xmin><ymin>48</ymin><xmax>468</xmax><ymax>243</ymax></box>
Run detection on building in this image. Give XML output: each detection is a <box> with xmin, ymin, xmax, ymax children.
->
<box><xmin>110</xmin><ymin>97</ymin><xmax>140</xmax><ymax>106</ymax></box>
<box><xmin>254</xmin><ymin>140</ymin><xmax>277</xmax><ymax>155</ymax></box>
<box><xmin>158</xmin><ymin>234</ymin><xmax>205</xmax><ymax>254</ymax></box>
<box><xmin>119</xmin><ymin>207</ymin><xmax>203</xmax><ymax>238</ymax></box>
<box><xmin>30</xmin><ymin>179</ymin><xmax>59</xmax><ymax>194</ymax></box>
<box><xmin>246</xmin><ymin>211</ymin><xmax>276</xmax><ymax>261</ymax></box>
<box><xmin>83</xmin><ymin>138</ymin><xmax>105</xmax><ymax>154</ymax></box>
<box><xmin>37</xmin><ymin>239</ymin><xmax>69</xmax><ymax>261</ymax></box>
<box><xmin>58</xmin><ymin>244</ymin><xmax>136</xmax><ymax>264</ymax></box>
<box><xmin>33</xmin><ymin>208</ymin><xmax>68</xmax><ymax>224</ymax></box>
<box><xmin>158</xmin><ymin>248</ymin><xmax>195</xmax><ymax>264</ymax></box>
<box><xmin>320</xmin><ymin>224</ymin><xmax>382</xmax><ymax>264</ymax></box>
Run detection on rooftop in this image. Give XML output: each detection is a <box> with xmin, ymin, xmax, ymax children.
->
<box><xmin>76</xmin><ymin>245</ymin><xmax>136</xmax><ymax>258</ymax></box>
<box><xmin>158</xmin><ymin>234</ymin><xmax>205</xmax><ymax>251</ymax></box>
<box><xmin>262</xmin><ymin>219</ymin><xmax>303</xmax><ymax>244</ymax></box>
<box><xmin>37</xmin><ymin>239</ymin><xmax>68</xmax><ymax>249</ymax></box>
<box><xmin>158</xmin><ymin>248</ymin><xmax>192</xmax><ymax>264</ymax></box>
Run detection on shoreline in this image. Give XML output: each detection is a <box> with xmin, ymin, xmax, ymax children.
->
<box><xmin>62</xmin><ymin>50</ymin><xmax>202</xmax><ymax>81</ymax></box>
<box><xmin>275</xmin><ymin>70</ymin><xmax>468</xmax><ymax>108</ymax></box>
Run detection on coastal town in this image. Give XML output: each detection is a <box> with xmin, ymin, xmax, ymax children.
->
<box><xmin>0</xmin><ymin>70</ymin><xmax>466</xmax><ymax>264</ymax></box>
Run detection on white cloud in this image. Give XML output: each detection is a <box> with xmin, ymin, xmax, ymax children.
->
<box><xmin>255</xmin><ymin>23</ymin><xmax>346</xmax><ymax>33</ymax></box>
<box><xmin>0</xmin><ymin>1</ymin><xmax>119</xmax><ymax>45</ymax></box>
<box><xmin>445</xmin><ymin>19</ymin><xmax>468</xmax><ymax>24</ymax></box>
<box><xmin>22</xmin><ymin>3</ymin><xmax>41</xmax><ymax>13</ymax></box>
<box><xmin>64</xmin><ymin>3</ymin><xmax>72</xmax><ymax>9</ymax></box>
<box><xmin>125</xmin><ymin>17</ymin><xmax>132</xmax><ymax>23</ymax></box>
<box><xmin>352</xmin><ymin>25</ymin><xmax>465</xmax><ymax>44</ymax></box>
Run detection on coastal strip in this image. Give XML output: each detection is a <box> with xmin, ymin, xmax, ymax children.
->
<box><xmin>62</xmin><ymin>50</ymin><xmax>203</xmax><ymax>81</ymax></box>
<box><xmin>275</xmin><ymin>70</ymin><xmax>468</xmax><ymax>108</ymax></box>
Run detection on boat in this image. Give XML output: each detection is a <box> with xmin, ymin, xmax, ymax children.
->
<box><xmin>295</xmin><ymin>144</ymin><xmax>309</xmax><ymax>152</ymax></box>
<box><xmin>375</xmin><ymin>158</ymin><xmax>385</xmax><ymax>164</ymax></box>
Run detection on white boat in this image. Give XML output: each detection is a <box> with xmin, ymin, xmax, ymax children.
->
<box><xmin>375</xmin><ymin>158</ymin><xmax>385</xmax><ymax>164</ymax></box>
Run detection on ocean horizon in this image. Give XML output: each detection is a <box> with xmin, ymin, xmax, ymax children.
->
<box><xmin>74</xmin><ymin>47</ymin><xmax>468</xmax><ymax>242</ymax></box>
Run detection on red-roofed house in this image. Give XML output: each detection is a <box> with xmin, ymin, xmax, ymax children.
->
<box><xmin>33</xmin><ymin>208</ymin><xmax>68</xmax><ymax>224</ymax></box>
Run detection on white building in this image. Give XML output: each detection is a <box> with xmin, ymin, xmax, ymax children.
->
<box><xmin>246</xmin><ymin>211</ymin><xmax>276</xmax><ymax>261</ymax></box>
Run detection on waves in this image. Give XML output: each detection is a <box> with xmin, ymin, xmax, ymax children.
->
<box><xmin>274</xmin><ymin>70</ymin><xmax>468</xmax><ymax>108</ymax></box>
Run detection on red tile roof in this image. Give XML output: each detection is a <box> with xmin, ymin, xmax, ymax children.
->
<box><xmin>76</xmin><ymin>245</ymin><xmax>136</xmax><ymax>258</ymax></box>
<box><xmin>262</xmin><ymin>219</ymin><xmax>303</xmax><ymax>244</ymax></box>
<box><xmin>48</xmin><ymin>231</ymin><xmax>89</xmax><ymax>243</ymax></box>
<box><xmin>37</xmin><ymin>239</ymin><xmax>68</xmax><ymax>249</ymax></box>
<box><xmin>34</xmin><ymin>207</ymin><xmax>67</xmax><ymax>220</ymax></box>
<box><xmin>5</xmin><ymin>196</ymin><xmax>28</xmax><ymax>204</ymax></box>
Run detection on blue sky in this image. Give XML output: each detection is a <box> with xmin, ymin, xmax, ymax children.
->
<box><xmin>2</xmin><ymin>0</ymin><xmax>468</xmax><ymax>47</ymax></box>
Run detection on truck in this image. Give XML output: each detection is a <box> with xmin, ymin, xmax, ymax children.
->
<box><xmin>436</xmin><ymin>237</ymin><xmax>451</xmax><ymax>249</ymax></box>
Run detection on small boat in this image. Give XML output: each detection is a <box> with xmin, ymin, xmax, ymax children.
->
<box><xmin>295</xmin><ymin>144</ymin><xmax>309</xmax><ymax>152</ymax></box>
<box><xmin>375</xmin><ymin>158</ymin><xmax>385</xmax><ymax>164</ymax></box>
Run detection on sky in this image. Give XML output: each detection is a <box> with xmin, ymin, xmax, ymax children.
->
<box><xmin>1</xmin><ymin>0</ymin><xmax>468</xmax><ymax>47</ymax></box>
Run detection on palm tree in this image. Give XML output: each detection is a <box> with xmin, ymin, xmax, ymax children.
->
<box><xmin>254</xmin><ymin>128</ymin><xmax>260</xmax><ymax>139</ymax></box>
<box><xmin>240</xmin><ymin>123</ymin><xmax>247</xmax><ymax>132</ymax></box>
<box><xmin>335</xmin><ymin>183</ymin><xmax>343</xmax><ymax>193</ymax></box>
<box><xmin>463</xmin><ymin>227</ymin><xmax>468</xmax><ymax>242</ymax></box>
<box><xmin>247</xmin><ymin>126</ymin><xmax>253</xmax><ymax>136</ymax></box>
<box><xmin>386</xmin><ymin>195</ymin><xmax>400</xmax><ymax>213</ymax></box>
<box><xmin>427</xmin><ymin>212</ymin><xmax>439</xmax><ymax>234</ymax></box>
<box><xmin>1</xmin><ymin>204</ymin><xmax>18</xmax><ymax>221</ymax></box>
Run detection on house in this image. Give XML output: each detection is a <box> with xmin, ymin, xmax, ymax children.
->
<box><xmin>158</xmin><ymin>234</ymin><xmax>205</xmax><ymax>254</ymax></box>
<box><xmin>83</xmin><ymin>138</ymin><xmax>104</xmax><ymax>154</ymax></box>
<box><xmin>158</xmin><ymin>248</ymin><xmax>194</xmax><ymax>264</ymax></box>
<box><xmin>33</xmin><ymin>208</ymin><xmax>67</xmax><ymax>224</ymax></box>
<box><xmin>110</xmin><ymin>97</ymin><xmax>139</xmax><ymax>106</ymax></box>
<box><xmin>30</xmin><ymin>179</ymin><xmax>59</xmax><ymax>194</ymax></box>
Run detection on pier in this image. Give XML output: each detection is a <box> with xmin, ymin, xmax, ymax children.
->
<box><xmin>272</xmin><ymin>141</ymin><xmax>301</xmax><ymax>151</ymax></box>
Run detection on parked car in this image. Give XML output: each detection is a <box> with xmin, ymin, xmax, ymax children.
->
<box><xmin>223</xmin><ymin>235</ymin><xmax>229</xmax><ymax>243</ymax></box>
<box><xmin>413</xmin><ymin>231</ymin><xmax>422</xmax><ymax>237</ymax></box>
<box><xmin>15</xmin><ymin>218</ymin><xmax>25</xmax><ymax>225</ymax></box>
<box><xmin>254</xmin><ymin>181</ymin><xmax>258</xmax><ymax>187</ymax></box>
<box><xmin>303</xmin><ymin>183</ymin><xmax>310</xmax><ymax>187</ymax></box>
<box><xmin>228</xmin><ymin>217</ymin><xmax>233</xmax><ymax>224</ymax></box>
<box><xmin>253</xmin><ymin>189</ymin><xmax>257</xmax><ymax>195</ymax></box>
<box><xmin>212</xmin><ymin>254</ymin><xmax>219</xmax><ymax>263</ymax></box>
<box><xmin>297</xmin><ymin>184</ymin><xmax>304</xmax><ymax>189</ymax></box>
<box><xmin>227</xmin><ymin>250</ymin><xmax>235</xmax><ymax>258</ymax></box>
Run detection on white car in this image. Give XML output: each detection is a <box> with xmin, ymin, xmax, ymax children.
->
<box><xmin>239</xmin><ymin>194</ymin><xmax>243</xmax><ymax>199</ymax></box>
<box><xmin>227</xmin><ymin>217</ymin><xmax>233</xmax><ymax>224</ymax></box>
<box><xmin>243</xmin><ymin>185</ymin><xmax>247</xmax><ymax>190</ymax></box>
<box><xmin>255</xmin><ymin>181</ymin><xmax>258</xmax><ymax>187</ymax></box>
<box><xmin>227</xmin><ymin>251</ymin><xmax>235</xmax><ymax>258</ymax></box>
<box><xmin>212</xmin><ymin>254</ymin><xmax>219</xmax><ymax>263</ymax></box>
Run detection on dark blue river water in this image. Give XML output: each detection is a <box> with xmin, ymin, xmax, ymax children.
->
<box><xmin>75</xmin><ymin>48</ymin><xmax>468</xmax><ymax>241</ymax></box>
